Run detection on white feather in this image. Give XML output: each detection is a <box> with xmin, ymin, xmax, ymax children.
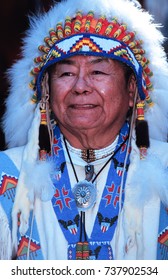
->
<box><xmin>126</xmin><ymin>153</ymin><xmax>168</xmax><ymax>209</ymax></box>
<box><xmin>146</xmin><ymin>103</ymin><xmax>168</xmax><ymax>141</ymax></box>
<box><xmin>25</xmin><ymin>160</ymin><xmax>55</xmax><ymax>203</ymax></box>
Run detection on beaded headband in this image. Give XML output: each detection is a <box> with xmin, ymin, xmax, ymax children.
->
<box><xmin>30</xmin><ymin>11</ymin><xmax>153</xmax><ymax>107</ymax></box>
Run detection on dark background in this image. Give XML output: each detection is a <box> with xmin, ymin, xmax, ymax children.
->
<box><xmin>0</xmin><ymin>0</ymin><xmax>167</xmax><ymax>150</ymax></box>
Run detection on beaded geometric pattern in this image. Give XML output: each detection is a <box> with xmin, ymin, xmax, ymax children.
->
<box><xmin>158</xmin><ymin>226</ymin><xmax>168</xmax><ymax>259</ymax></box>
<box><xmin>158</xmin><ymin>227</ymin><xmax>168</xmax><ymax>246</ymax></box>
<box><xmin>0</xmin><ymin>172</ymin><xmax>17</xmax><ymax>201</ymax></box>
<box><xmin>17</xmin><ymin>235</ymin><xmax>41</xmax><ymax>260</ymax></box>
<box><xmin>30</xmin><ymin>11</ymin><xmax>153</xmax><ymax>105</ymax></box>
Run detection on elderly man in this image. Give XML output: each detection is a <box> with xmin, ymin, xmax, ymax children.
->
<box><xmin>0</xmin><ymin>0</ymin><xmax>168</xmax><ymax>260</ymax></box>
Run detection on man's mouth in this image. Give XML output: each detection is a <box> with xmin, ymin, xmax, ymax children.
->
<box><xmin>70</xmin><ymin>104</ymin><xmax>97</xmax><ymax>109</ymax></box>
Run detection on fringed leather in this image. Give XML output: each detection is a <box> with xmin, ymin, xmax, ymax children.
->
<box><xmin>12</xmin><ymin>104</ymin><xmax>40</xmax><ymax>244</ymax></box>
<box><xmin>0</xmin><ymin>204</ymin><xmax>12</xmax><ymax>259</ymax></box>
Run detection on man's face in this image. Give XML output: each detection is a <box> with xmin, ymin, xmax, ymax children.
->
<box><xmin>50</xmin><ymin>55</ymin><xmax>135</xmax><ymax>137</ymax></box>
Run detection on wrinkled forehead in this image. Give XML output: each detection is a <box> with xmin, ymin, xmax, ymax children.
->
<box><xmin>49</xmin><ymin>55</ymin><xmax>126</xmax><ymax>71</ymax></box>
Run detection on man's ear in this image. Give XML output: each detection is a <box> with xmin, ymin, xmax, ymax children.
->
<box><xmin>128</xmin><ymin>74</ymin><xmax>137</xmax><ymax>107</ymax></box>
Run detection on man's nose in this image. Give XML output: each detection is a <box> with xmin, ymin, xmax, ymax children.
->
<box><xmin>72</xmin><ymin>75</ymin><xmax>93</xmax><ymax>95</ymax></box>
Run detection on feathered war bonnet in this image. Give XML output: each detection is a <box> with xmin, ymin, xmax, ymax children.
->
<box><xmin>2</xmin><ymin>0</ymin><xmax>168</xmax><ymax>258</ymax></box>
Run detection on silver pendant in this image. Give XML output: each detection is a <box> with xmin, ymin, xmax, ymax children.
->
<box><xmin>72</xmin><ymin>180</ymin><xmax>96</xmax><ymax>211</ymax></box>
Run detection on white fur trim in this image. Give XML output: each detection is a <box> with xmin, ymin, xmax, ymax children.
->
<box><xmin>0</xmin><ymin>203</ymin><xmax>12</xmax><ymax>260</ymax></box>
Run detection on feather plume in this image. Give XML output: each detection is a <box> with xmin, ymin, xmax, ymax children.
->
<box><xmin>125</xmin><ymin>153</ymin><xmax>168</xmax><ymax>209</ymax></box>
<box><xmin>25</xmin><ymin>159</ymin><xmax>55</xmax><ymax>203</ymax></box>
<box><xmin>145</xmin><ymin>103</ymin><xmax>168</xmax><ymax>141</ymax></box>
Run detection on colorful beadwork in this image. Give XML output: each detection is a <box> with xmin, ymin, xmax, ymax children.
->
<box><xmin>137</xmin><ymin>102</ymin><xmax>145</xmax><ymax>121</ymax></box>
<box><xmin>76</xmin><ymin>241</ymin><xmax>89</xmax><ymax>260</ymax></box>
<box><xmin>30</xmin><ymin>11</ymin><xmax>153</xmax><ymax>106</ymax></box>
<box><xmin>158</xmin><ymin>227</ymin><xmax>168</xmax><ymax>259</ymax></box>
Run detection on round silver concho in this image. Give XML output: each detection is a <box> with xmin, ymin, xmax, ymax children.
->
<box><xmin>72</xmin><ymin>180</ymin><xmax>96</xmax><ymax>211</ymax></box>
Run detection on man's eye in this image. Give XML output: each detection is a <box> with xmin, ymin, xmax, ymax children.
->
<box><xmin>60</xmin><ymin>72</ymin><xmax>73</xmax><ymax>77</ymax></box>
<box><xmin>92</xmin><ymin>70</ymin><xmax>108</xmax><ymax>75</ymax></box>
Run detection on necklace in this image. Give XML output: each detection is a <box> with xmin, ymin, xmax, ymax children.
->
<box><xmin>63</xmin><ymin>135</ymin><xmax>129</xmax><ymax>211</ymax></box>
<box><xmin>63</xmin><ymin>136</ymin><xmax>118</xmax><ymax>162</ymax></box>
